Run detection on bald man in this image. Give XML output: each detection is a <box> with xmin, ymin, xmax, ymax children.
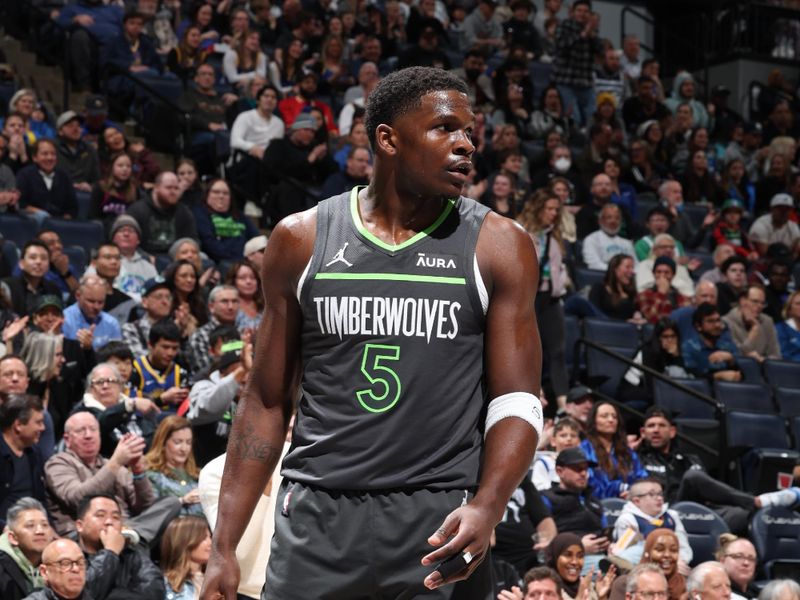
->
<box><xmin>62</xmin><ymin>275</ymin><xmax>122</xmax><ymax>351</ymax></box>
<box><xmin>26</xmin><ymin>539</ymin><xmax>89</xmax><ymax>600</ymax></box>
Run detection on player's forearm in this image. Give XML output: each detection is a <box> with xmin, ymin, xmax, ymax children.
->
<box><xmin>472</xmin><ymin>418</ymin><xmax>538</xmax><ymax>523</ymax></box>
<box><xmin>211</xmin><ymin>397</ymin><xmax>289</xmax><ymax>553</ymax></box>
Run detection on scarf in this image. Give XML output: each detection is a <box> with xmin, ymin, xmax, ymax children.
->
<box><xmin>642</xmin><ymin>528</ymin><xmax>686</xmax><ymax>600</ymax></box>
<box><xmin>546</xmin><ymin>532</ymin><xmax>584</xmax><ymax>599</ymax></box>
<box><xmin>0</xmin><ymin>530</ymin><xmax>45</xmax><ymax>588</ymax></box>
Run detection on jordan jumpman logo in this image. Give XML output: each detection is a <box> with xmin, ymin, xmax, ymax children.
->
<box><xmin>326</xmin><ymin>242</ymin><xmax>353</xmax><ymax>267</ymax></box>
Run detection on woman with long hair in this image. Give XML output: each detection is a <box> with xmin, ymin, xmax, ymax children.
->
<box><xmin>98</xmin><ymin>127</ymin><xmax>160</xmax><ymax>187</ymax></box>
<box><xmin>20</xmin><ymin>332</ymin><xmax>66</xmax><ymax>435</ymax></box>
<box><xmin>588</xmin><ymin>254</ymin><xmax>640</xmax><ymax>321</ymax></box>
<box><xmin>621</xmin><ymin>138</ymin><xmax>668</xmax><ymax>195</ymax></box>
<box><xmin>547</xmin><ymin>533</ymin><xmax>617</xmax><ymax>600</ymax></box>
<box><xmin>161</xmin><ymin>515</ymin><xmax>213</xmax><ymax>598</ymax></box>
<box><xmin>176</xmin><ymin>158</ymin><xmax>203</xmax><ymax>206</ymax></box>
<box><xmin>580</xmin><ymin>401</ymin><xmax>648</xmax><ymax>498</ymax></box>
<box><xmin>681</xmin><ymin>150</ymin><xmax>725</xmax><ymax>206</ymax></box>
<box><xmin>492</xmin><ymin>81</ymin><xmax>533</xmax><ymax>140</ymax></box>
<box><xmin>223</xmin><ymin>30</ymin><xmax>268</xmax><ymax>92</ymax></box>
<box><xmin>609</xmin><ymin>529</ymin><xmax>688</xmax><ymax>600</ymax></box>
<box><xmin>547</xmin><ymin>177</ymin><xmax>577</xmax><ymax>242</ymax></box>
<box><xmin>177</xmin><ymin>2</ymin><xmax>220</xmax><ymax>49</ymax></box>
<box><xmin>719</xmin><ymin>158</ymin><xmax>752</xmax><ymax>207</ymax></box>
<box><xmin>777</xmin><ymin>290</ymin><xmax>800</xmax><ymax>361</ymax></box>
<box><xmin>269</xmin><ymin>37</ymin><xmax>305</xmax><ymax>96</ymax></box>
<box><xmin>192</xmin><ymin>179</ymin><xmax>259</xmax><ymax>264</ymax></box>
<box><xmin>637</xmin><ymin>120</ymin><xmax>669</xmax><ymax>167</ymax></box>
<box><xmin>518</xmin><ymin>190</ymin><xmax>569</xmax><ymax>407</ymax></box>
<box><xmin>481</xmin><ymin>173</ymin><xmax>517</xmax><ymax>218</ymax></box>
<box><xmin>89</xmin><ymin>153</ymin><xmax>142</xmax><ymax>235</ymax></box>
<box><xmin>163</xmin><ymin>260</ymin><xmax>209</xmax><ymax>338</ymax></box>
<box><xmin>166</xmin><ymin>25</ymin><xmax>210</xmax><ymax>83</ymax></box>
<box><xmin>144</xmin><ymin>415</ymin><xmax>203</xmax><ymax>515</ymax></box>
<box><xmin>604</xmin><ymin>156</ymin><xmax>638</xmax><ymax>221</ymax></box>
<box><xmin>224</xmin><ymin>260</ymin><xmax>264</xmax><ymax>333</ymax></box>
<box><xmin>318</xmin><ymin>35</ymin><xmax>354</xmax><ymax>97</ymax></box>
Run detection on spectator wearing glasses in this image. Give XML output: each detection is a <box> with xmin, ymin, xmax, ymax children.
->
<box><xmin>122</xmin><ymin>278</ymin><xmax>173</xmax><ymax>360</ymax></box>
<box><xmin>72</xmin><ymin>363</ymin><xmax>159</xmax><ymax>458</ymax></box>
<box><xmin>715</xmin><ymin>535</ymin><xmax>758</xmax><ymax>600</ymax></box>
<box><xmin>722</xmin><ymin>284</ymin><xmax>782</xmax><ymax>363</ymax></box>
<box><xmin>26</xmin><ymin>538</ymin><xmax>89</xmax><ymax>600</ymax></box>
<box><xmin>0</xmin><ymin>497</ymin><xmax>53</xmax><ymax>600</ymax></box>
<box><xmin>75</xmin><ymin>494</ymin><xmax>165</xmax><ymax>600</ymax></box>
<box><xmin>622</xmin><ymin>564</ymin><xmax>670</xmax><ymax>600</ymax></box>
<box><xmin>611</xmin><ymin>478</ymin><xmax>692</xmax><ymax>571</ymax></box>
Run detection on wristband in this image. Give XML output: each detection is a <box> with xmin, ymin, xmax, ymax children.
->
<box><xmin>484</xmin><ymin>392</ymin><xmax>543</xmax><ymax>439</ymax></box>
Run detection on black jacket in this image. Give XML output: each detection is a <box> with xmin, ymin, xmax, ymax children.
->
<box><xmin>0</xmin><ymin>549</ymin><xmax>34</xmax><ymax>600</ymax></box>
<box><xmin>23</xmin><ymin>587</ymin><xmax>94</xmax><ymax>600</ymax></box>
<box><xmin>637</xmin><ymin>441</ymin><xmax>704</xmax><ymax>503</ymax></box>
<box><xmin>2</xmin><ymin>275</ymin><xmax>62</xmax><ymax>317</ymax></box>
<box><xmin>84</xmin><ymin>547</ymin><xmax>164</xmax><ymax>600</ymax></box>
<box><xmin>55</xmin><ymin>137</ymin><xmax>99</xmax><ymax>185</ymax></box>
<box><xmin>126</xmin><ymin>195</ymin><xmax>198</xmax><ymax>256</ymax></box>
<box><xmin>541</xmin><ymin>486</ymin><xmax>605</xmax><ymax>537</ymax></box>
<box><xmin>15</xmin><ymin>165</ymin><xmax>77</xmax><ymax>218</ymax></box>
<box><xmin>0</xmin><ymin>431</ymin><xmax>46</xmax><ymax>528</ymax></box>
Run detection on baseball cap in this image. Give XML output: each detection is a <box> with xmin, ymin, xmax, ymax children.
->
<box><xmin>566</xmin><ymin>385</ymin><xmax>595</xmax><ymax>404</ymax></box>
<box><xmin>217</xmin><ymin>340</ymin><xmax>244</xmax><ymax>372</ymax></box>
<box><xmin>721</xmin><ymin>198</ymin><xmax>744</xmax><ymax>213</ymax></box>
<box><xmin>770</xmin><ymin>193</ymin><xmax>794</xmax><ymax>209</ymax></box>
<box><xmin>84</xmin><ymin>95</ymin><xmax>108</xmax><ymax>117</ymax></box>
<box><xmin>653</xmin><ymin>255</ymin><xmax>676</xmax><ymax>274</ymax></box>
<box><xmin>109</xmin><ymin>214</ymin><xmax>141</xmax><ymax>239</ymax></box>
<box><xmin>243</xmin><ymin>235</ymin><xmax>268</xmax><ymax>257</ymax></box>
<box><xmin>56</xmin><ymin>110</ymin><xmax>82</xmax><ymax>130</ymax></box>
<box><xmin>32</xmin><ymin>294</ymin><xmax>63</xmax><ymax>314</ymax></box>
<box><xmin>142</xmin><ymin>276</ymin><xmax>170</xmax><ymax>298</ymax></box>
<box><xmin>291</xmin><ymin>113</ymin><xmax>316</xmax><ymax>131</ymax></box>
<box><xmin>556</xmin><ymin>447</ymin><xmax>597</xmax><ymax>467</ymax></box>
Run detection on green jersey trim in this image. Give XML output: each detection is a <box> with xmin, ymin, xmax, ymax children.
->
<box><xmin>349</xmin><ymin>187</ymin><xmax>457</xmax><ymax>252</ymax></box>
<box><xmin>315</xmin><ymin>272</ymin><xmax>466</xmax><ymax>285</ymax></box>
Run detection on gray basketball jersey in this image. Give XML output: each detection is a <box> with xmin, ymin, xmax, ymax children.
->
<box><xmin>282</xmin><ymin>187</ymin><xmax>491</xmax><ymax>490</ymax></box>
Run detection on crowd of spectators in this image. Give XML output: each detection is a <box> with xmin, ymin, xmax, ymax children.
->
<box><xmin>1</xmin><ymin>0</ymin><xmax>800</xmax><ymax>597</ymax></box>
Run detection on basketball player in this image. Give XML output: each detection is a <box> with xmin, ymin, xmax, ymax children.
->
<box><xmin>201</xmin><ymin>67</ymin><xmax>543</xmax><ymax>599</ymax></box>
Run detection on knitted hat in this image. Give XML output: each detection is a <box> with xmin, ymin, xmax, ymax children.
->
<box><xmin>653</xmin><ymin>255</ymin><xmax>676</xmax><ymax>274</ymax></box>
<box><xmin>109</xmin><ymin>215</ymin><xmax>141</xmax><ymax>239</ymax></box>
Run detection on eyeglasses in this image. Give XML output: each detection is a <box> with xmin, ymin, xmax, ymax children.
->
<box><xmin>634</xmin><ymin>491</ymin><xmax>664</xmax><ymax>499</ymax></box>
<box><xmin>69</xmin><ymin>425</ymin><xmax>99</xmax><ymax>435</ymax></box>
<box><xmin>46</xmin><ymin>558</ymin><xmax>87</xmax><ymax>572</ymax></box>
<box><xmin>635</xmin><ymin>591</ymin><xmax>669</xmax><ymax>600</ymax></box>
<box><xmin>91</xmin><ymin>378</ymin><xmax>121</xmax><ymax>387</ymax></box>
<box><xmin>725</xmin><ymin>553</ymin><xmax>757</xmax><ymax>563</ymax></box>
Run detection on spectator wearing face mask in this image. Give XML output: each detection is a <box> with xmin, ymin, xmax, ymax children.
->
<box><xmin>531</xmin><ymin>144</ymin><xmax>588</xmax><ymax>204</ymax></box>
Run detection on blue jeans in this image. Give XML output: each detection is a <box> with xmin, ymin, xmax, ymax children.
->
<box><xmin>556</xmin><ymin>84</ymin><xmax>595</xmax><ymax>128</ymax></box>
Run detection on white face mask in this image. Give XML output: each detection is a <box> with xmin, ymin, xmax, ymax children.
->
<box><xmin>554</xmin><ymin>157</ymin><xmax>571</xmax><ymax>173</ymax></box>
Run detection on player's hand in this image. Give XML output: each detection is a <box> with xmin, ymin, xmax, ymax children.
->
<box><xmin>421</xmin><ymin>502</ymin><xmax>494</xmax><ymax>590</ymax></box>
<box><xmin>200</xmin><ymin>547</ymin><xmax>241</xmax><ymax>600</ymax></box>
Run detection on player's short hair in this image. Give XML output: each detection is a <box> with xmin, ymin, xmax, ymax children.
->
<box><xmin>365</xmin><ymin>67</ymin><xmax>468</xmax><ymax>149</ymax></box>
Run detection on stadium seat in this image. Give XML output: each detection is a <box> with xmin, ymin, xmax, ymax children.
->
<box><xmin>0</xmin><ymin>239</ymin><xmax>18</xmax><ymax>268</ymax></box>
<box><xmin>775</xmin><ymin>388</ymin><xmax>800</xmax><ymax>419</ymax></box>
<box><xmin>0</xmin><ymin>215</ymin><xmax>38</xmax><ymax>249</ymax></box>
<box><xmin>573</xmin><ymin>266</ymin><xmax>605</xmax><ymax>291</ymax></box>
<box><xmin>725</xmin><ymin>411</ymin><xmax>799</xmax><ymax>493</ymax></box>
<box><xmin>653</xmin><ymin>378</ymin><xmax>716</xmax><ymax>419</ymax></box>
<box><xmin>671</xmin><ymin>501</ymin><xmax>729</xmax><ymax>566</ymax></box>
<box><xmin>736</xmin><ymin>357</ymin><xmax>764</xmax><ymax>384</ymax></box>
<box><xmin>585</xmin><ymin>345</ymin><xmax>635</xmax><ymax>397</ymax></box>
<box><xmin>601</xmin><ymin>497</ymin><xmax>625</xmax><ymax>528</ymax></box>
<box><xmin>583</xmin><ymin>317</ymin><xmax>640</xmax><ymax>350</ymax></box>
<box><xmin>41</xmin><ymin>218</ymin><xmax>104</xmax><ymax>257</ymax></box>
<box><xmin>636</xmin><ymin>195</ymin><xmax>658</xmax><ymax>225</ymax></box>
<box><xmin>792</xmin><ymin>417</ymin><xmax>800</xmax><ymax>451</ymax></box>
<box><xmin>564</xmin><ymin>314</ymin><xmax>582</xmax><ymax>375</ymax></box>
<box><xmin>674</xmin><ymin>418</ymin><xmax>721</xmax><ymax>472</ymax></box>
<box><xmin>713</xmin><ymin>381</ymin><xmax>773</xmax><ymax>412</ymax></box>
<box><xmin>683</xmin><ymin>204</ymin><xmax>711</xmax><ymax>233</ymax></box>
<box><xmin>62</xmin><ymin>246</ymin><xmax>86</xmax><ymax>278</ymax></box>
<box><xmin>750</xmin><ymin>506</ymin><xmax>800</xmax><ymax>581</ymax></box>
<box><xmin>764</xmin><ymin>360</ymin><xmax>800</xmax><ymax>390</ymax></box>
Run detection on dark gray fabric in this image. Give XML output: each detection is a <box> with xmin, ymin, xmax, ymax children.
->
<box><xmin>264</xmin><ymin>480</ymin><xmax>492</xmax><ymax>600</ymax></box>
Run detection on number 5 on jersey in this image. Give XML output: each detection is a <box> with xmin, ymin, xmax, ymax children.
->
<box><xmin>357</xmin><ymin>344</ymin><xmax>402</xmax><ymax>413</ymax></box>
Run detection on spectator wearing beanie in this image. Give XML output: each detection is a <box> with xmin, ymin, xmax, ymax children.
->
<box><xmin>110</xmin><ymin>215</ymin><xmax>158</xmax><ymax>303</ymax></box>
<box><xmin>636</xmin><ymin>256</ymin><xmax>691</xmax><ymax>324</ymax></box>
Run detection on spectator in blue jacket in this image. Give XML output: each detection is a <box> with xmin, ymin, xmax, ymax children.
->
<box><xmin>56</xmin><ymin>0</ymin><xmax>124</xmax><ymax>91</ymax></box>
<box><xmin>192</xmin><ymin>179</ymin><xmax>259</xmax><ymax>264</ymax></box>
<box><xmin>580</xmin><ymin>401</ymin><xmax>648</xmax><ymax>499</ymax></box>
<box><xmin>106</xmin><ymin>10</ymin><xmax>164</xmax><ymax>111</ymax></box>
<box><xmin>776</xmin><ymin>290</ymin><xmax>800</xmax><ymax>362</ymax></box>
<box><xmin>682</xmin><ymin>303</ymin><xmax>742</xmax><ymax>381</ymax></box>
<box><xmin>16</xmin><ymin>139</ymin><xmax>77</xmax><ymax>224</ymax></box>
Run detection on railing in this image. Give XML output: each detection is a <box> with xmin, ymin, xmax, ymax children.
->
<box><xmin>575</xmin><ymin>337</ymin><xmax>728</xmax><ymax>479</ymax></box>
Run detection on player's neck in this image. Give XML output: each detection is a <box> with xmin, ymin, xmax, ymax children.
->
<box><xmin>362</xmin><ymin>180</ymin><xmax>449</xmax><ymax>240</ymax></box>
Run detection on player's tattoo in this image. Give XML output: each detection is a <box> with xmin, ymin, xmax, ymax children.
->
<box><xmin>229</xmin><ymin>422</ymin><xmax>279</xmax><ymax>463</ymax></box>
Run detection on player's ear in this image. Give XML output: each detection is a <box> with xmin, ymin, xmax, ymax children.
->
<box><xmin>374</xmin><ymin>124</ymin><xmax>396</xmax><ymax>156</ymax></box>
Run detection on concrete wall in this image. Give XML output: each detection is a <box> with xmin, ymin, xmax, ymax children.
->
<box><xmin>594</xmin><ymin>0</ymin><xmax>654</xmax><ymax>52</ymax></box>
<box><xmin>704</xmin><ymin>59</ymin><xmax>799</xmax><ymax>118</ymax></box>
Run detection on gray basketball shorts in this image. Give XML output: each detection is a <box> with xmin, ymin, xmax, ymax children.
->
<box><xmin>262</xmin><ymin>480</ymin><xmax>493</xmax><ymax>600</ymax></box>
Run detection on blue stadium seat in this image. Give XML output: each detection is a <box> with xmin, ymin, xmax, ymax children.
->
<box><xmin>725</xmin><ymin>411</ymin><xmax>799</xmax><ymax>493</ymax></box>
<box><xmin>601</xmin><ymin>497</ymin><xmax>625</xmax><ymax>528</ymax></box>
<box><xmin>736</xmin><ymin>356</ymin><xmax>764</xmax><ymax>384</ymax></box>
<box><xmin>0</xmin><ymin>239</ymin><xmax>18</xmax><ymax>268</ymax></box>
<box><xmin>155</xmin><ymin>254</ymin><xmax>171</xmax><ymax>272</ymax></box>
<box><xmin>713</xmin><ymin>381</ymin><xmax>773</xmax><ymax>412</ymax></box>
<box><xmin>775</xmin><ymin>388</ymin><xmax>800</xmax><ymax>419</ymax></box>
<box><xmin>653</xmin><ymin>378</ymin><xmax>715</xmax><ymax>419</ymax></box>
<box><xmin>583</xmin><ymin>317</ymin><xmax>639</xmax><ymax>350</ymax></box>
<box><xmin>62</xmin><ymin>246</ymin><xmax>86</xmax><ymax>278</ymax></box>
<box><xmin>574</xmin><ymin>266</ymin><xmax>605</xmax><ymax>291</ymax></box>
<box><xmin>0</xmin><ymin>215</ymin><xmax>38</xmax><ymax>248</ymax></box>
<box><xmin>750</xmin><ymin>507</ymin><xmax>800</xmax><ymax>581</ymax></box>
<box><xmin>683</xmin><ymin>204</ymin><xmax>711</xmax><ymax>232</ymax></box>
<box><xmin>41</xmin><ymin>218</ymin><xmax>104</xmax><ymax>257</ymax></box>
<box><xmin>764</xmin><ymin>360</ymin><xmax>800</xmax><ymax>390</ymax></box>
<box><xmin>792</xmin><ymin>416</ymin><xmax>800</xmax><ymax>451</ymax></box>
<box><xmin>585</xmin><ymin>344</ymin><xmax>635</xmax><ymax>397</ymax></box>
<box><xmin>564</xmin><ymin>314</ymin><xmax>581</xmax><ymax>375</ymax></box>
<box><xmin>671</xmin><ymin>501</ymin><xmax>729</xmax><ymax>566</ymax></box>
<box><xmin>674</xmin><ymin>418</ymin><xmax>721</xmax><ymax>472</ymax></box>
<box><xmin>636</xmin><ymin>195</ymin><xmax>658</xmax><ymax>225</ymax></box>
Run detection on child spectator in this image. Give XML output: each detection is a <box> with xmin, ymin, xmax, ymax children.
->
<box><xmin>711</xmin><ymin>199</ymin><xmax>758</xmax><ymax>261</ymax></box>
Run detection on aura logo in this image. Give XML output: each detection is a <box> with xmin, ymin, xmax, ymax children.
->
<box><xmin>416</xmin><ymin>252</ymin><xmax>457</xmax><ymax>269</ymax></box>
